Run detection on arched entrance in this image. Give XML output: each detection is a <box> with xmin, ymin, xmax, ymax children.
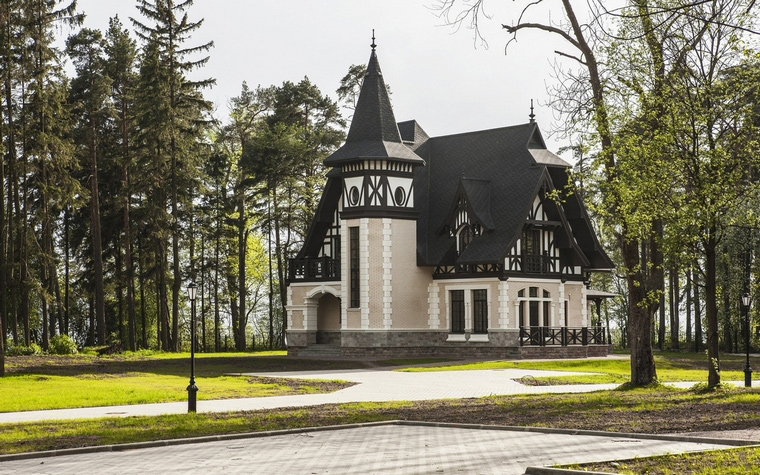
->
<box><xmin>316</xmin><ymin>293</ymin><xmax>341</xmax><ymax>345</ymax></box>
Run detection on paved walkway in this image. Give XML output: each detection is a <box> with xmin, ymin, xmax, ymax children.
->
<box><xmin>0</xmin><ymin>365</ymin><xmax>751</xmax><ymax>424</ymax></box>
<box><xmin>0</xmin><ymin>364</ymin><xmax>757</xmax><ymax>474</ymax></box>
<box><xmin>0</xmin><ymin>423</ymin><xmax>737</xmax><ymax>475</ymax></box>
<box><xmin>0</xmin><ymin>368</ymin><xmax>618</xmax><ymax>424</ymax></box>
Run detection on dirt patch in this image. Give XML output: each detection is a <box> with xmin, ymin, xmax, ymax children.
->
<box><xmin>245</xmin><ymin>376</ymin><xmax>354</xmax><ymax>394</ymax></box>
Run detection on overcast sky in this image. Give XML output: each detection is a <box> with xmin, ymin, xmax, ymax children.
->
<box><xmin>67</xmin><ymin>0</ymin><xmax>578</xmax><ymax>155</ymax></box>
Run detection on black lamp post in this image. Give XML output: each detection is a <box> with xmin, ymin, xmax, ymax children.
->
<box><xmin>742</xmin><ymin>292</ymin><xmax>752</xmax><ymax>388</ymax></box>
<box><xmin>187</xmin><ymin>282</ymin><xmax>198</xmax><ymax>412</ymax></box>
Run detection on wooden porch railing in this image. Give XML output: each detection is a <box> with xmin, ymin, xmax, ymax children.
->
<box><xmin>519</xmin><ymin>326</ymin><xmax>607</xmax><ymax>346</ymax></box>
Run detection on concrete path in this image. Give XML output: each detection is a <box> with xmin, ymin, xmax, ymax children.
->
<box><xmin>0</xmin><ymin>365</ymin><xmax>750</xmax><ymax>424</ymax></box>
<box><xmin>0</xmin><ymin>368</ymin><xmax>618</xmax><ymax>424</ymax></box>
<box><xmin>0</xmin><ymin>423</ymin><xmax>737</xmax><ymax>475</ymax></box>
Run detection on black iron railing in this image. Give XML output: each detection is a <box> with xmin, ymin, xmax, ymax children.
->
<box><xmin>519</xmin><ymin>326</ymin><xmax>607</xmax><ymax>346</ymax></box>
<box><xmin>288</xmin><ymin>257</ymin><xmax>340</xmax><ymax>282</ymax></box>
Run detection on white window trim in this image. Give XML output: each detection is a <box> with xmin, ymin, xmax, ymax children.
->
<box><xmin>445</xmin><ymin>285</ymin><xmax>490</xmax><ymax>339</ymax></box>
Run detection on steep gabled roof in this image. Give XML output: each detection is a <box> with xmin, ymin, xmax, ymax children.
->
<box><xmin>416</xmin><ymin>123</ymin><xmax>545</xmax><ymax>266</ymax></box>
<box><xmin>324</xmin><ymin>49</ymin><xmax>424</xmax><ymax>166</ymax></box>
<box><xmin>414</xmin><ymin>121</ymin><xmax>613</xmax><ymax>270</ymax></box>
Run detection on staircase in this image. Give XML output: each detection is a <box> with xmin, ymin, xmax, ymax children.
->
<box><xmin>296</xmin><ymin>344</ymin><xmax>342</xmax><ymax>358</ymax></box>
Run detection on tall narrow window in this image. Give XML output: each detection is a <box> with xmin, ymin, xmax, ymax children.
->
<box><xmin>523</xmin><ymin>228</ymin><xmax>543</xmax><ymax>273</ymax></box>
<box><xmin>473</xmin><ymin>289</ymin><xmax>488</xmax><ymax>334</ymax></box>
<box><xmin>349</xmin><ymin>227</ymin><xmax>359</xmax><ymax>308</ymax></box>
<box><xmin>451</xmin><ymin>290</ymin><xmax>465</xmax><ymax>333</ymax></box>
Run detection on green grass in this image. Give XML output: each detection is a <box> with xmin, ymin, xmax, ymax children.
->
<box><xmin>566</xmin><ymin>447</ymin><xmax>760</xmax><ymax>474</ymax></box>
<box><xmin>1</xmin><ymin>351</ymin><xmax>363</xmax><ymax>412</ymax></box>
<box><xmin>0</xmin><ymin>373</ymin><xmax>346</xmax><ymax>412</ymax></box>
<box><xmin>1</xmin><ymin>386</ymin><xmax>759</xmax><ymax>457</ymax></box>
<box><xmin>398</xmin><ymin>353</ymin><xmax>757</xmax><ymax>385</ymax></box>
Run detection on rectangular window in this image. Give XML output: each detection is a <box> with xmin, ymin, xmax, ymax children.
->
<box><xmin>451</xmin><ymin>290</ymin><xmax>465</xmax><ymax>333</ymax></box>
<box><xmin>472</xmin><ymin>289</ymin><xmax>488</xmax><ymax>334</ymax></box>
<box><xmin>349</xmin><ymin>227</ymin><xmax>359</xmax><ymax>308</ymax></box>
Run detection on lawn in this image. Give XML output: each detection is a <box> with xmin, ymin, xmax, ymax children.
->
<box><xmin>0</xmin><ymin>352</ymin><xmax>457</xmax><ymax>412</ymax></box>
<box><xmin>399</xmin><ymin>351</ymin><xmax>760</xmax><ymax>385</ymax></box>
<box><xmin>1</xmin><ymin>385</ymin><xmax>759</xmax><ymax>458</ymax></box>
<box><xmin>0</xmin><ymin>351</ymin><xmax>373</xmax><ymax>412</ymax></box>
<box><xmin>1</xmin><ymin>351</ymin><xmax>759</xmax><ymax>474</ymax></box>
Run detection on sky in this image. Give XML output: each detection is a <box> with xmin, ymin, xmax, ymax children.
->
<box><xmin>65</xmin><ymin>0</ymin><xmax>578</xmax><ymax>155</ymax></box>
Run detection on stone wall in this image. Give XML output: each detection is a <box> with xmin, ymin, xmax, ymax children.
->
<box><xmin>518</xmin><ymin>344</ymin><xmax>611</xmax><ymax>359</ymax></box>
<box><xmin>316</xmin><ymin>330</ymin><xmax>341</xmax><ymax>345</ymax></box>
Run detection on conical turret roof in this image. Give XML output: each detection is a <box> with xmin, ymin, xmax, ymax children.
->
<box><xmin>324</xmin><ymin>44</ymin><xmax>424</xmax><ymax>166</ymax></box>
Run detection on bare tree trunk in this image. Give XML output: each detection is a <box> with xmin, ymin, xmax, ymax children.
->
<box><xmin>89</xmin><ymin>130</ymin><xmax>106</xmax><ymax>345</ymax></box>
<box><xmin>214</xmin><ymin>209</ymin><xmax>220</xmax><ymax>352</ymax></box>
<box><xmin>116</xmin><ymin>243</ymin><xmax>124</xmax><ymax>344</ymax></box>
<box><xmin>138</xmin><ymin>237</ymin><xmax>147</xmax><ymax>349</ymax></box>
<box><xmin>705</xmin><ymin>233</ymin><xmax>720</xmax><ymax>387</ymax></box>
<box><xmin>200</xmin><ymin>232</ymin><xmax>206</xmax><ymax>351</ymax></box>
<box><xmin>686</xmin><ymin>269</ymin><xmax>692</xmax><ymax>348</ymax></box>
<box><xmin>694</xmin><ymin>266</ymin><xmax>703</xmax><ymax>352</ymax></box>
<box><xmin>670</xmin><ymin>266</ymin><xmax>679</xmax><ymax>350</ymax></box>
<box><xmin>658</xmin><ymin>292</ymin><xmax>666</xmax><ymax>350</ymax></box>
<box><xmin>237</xmin><ymin>191</ymin><xmax>246</xmax><ymax>351</ymax></box>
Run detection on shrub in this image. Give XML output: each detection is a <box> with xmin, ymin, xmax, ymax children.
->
<box><xmin>49</xmin><ymin>334</ymin><xmax>78</xmax><ymax>355</ymax></box>
<box><xmin>6</xmin><ymin>343</ymin><xmax>43</xmax><ymax>356</ymax></box>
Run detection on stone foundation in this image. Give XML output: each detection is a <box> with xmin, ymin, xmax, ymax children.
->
<box><xmin>286</xmin><ymin>330</ymin><xmax>611</xmax><ymax>359</ymax></box>
<box><xmin>518</xmin><ymin>344</ymin><xmax>611</xmax><ymax>359</ymax></box>
<box><xmin>316</xmin><ymin>330</ymin><xmax>341</xmax><ymax>345</ymax></box>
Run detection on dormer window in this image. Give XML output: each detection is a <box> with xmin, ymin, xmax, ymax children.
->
<box><xmin>456</xmin><ymin>223</ymin><xmax>481</xmax><ymax>255</ymax></box>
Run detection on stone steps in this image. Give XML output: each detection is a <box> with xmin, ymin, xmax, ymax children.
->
<box><xmin>296</xmin><ymin>344</ymin><xmax>342</xmax><ymax>358</ymax></box>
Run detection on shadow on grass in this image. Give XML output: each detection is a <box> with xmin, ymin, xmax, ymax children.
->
<box><xmin>6</xmin><ymin>355</ymin><xmax>381</xmax><ymax>378</ymax></box>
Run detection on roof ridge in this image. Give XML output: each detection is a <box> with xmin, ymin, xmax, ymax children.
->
<box><xmin>428</xmin><ymin>122</ymin><xmax>535</xmax><ymax>141</ymax></box>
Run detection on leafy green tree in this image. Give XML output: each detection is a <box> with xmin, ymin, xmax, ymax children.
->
<box><xmin>246</xmin><ymin>78</ymin><xmax>344</xmax><ymax>347</ymax></box>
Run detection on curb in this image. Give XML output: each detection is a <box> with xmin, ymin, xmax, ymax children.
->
<box><xmin>0</xmin><ymin>420</ymin><xmax>399</xmax><ymax>463</ymax></box>
<box><xmin>393</xmin><ymin>420</ymin><xmax>759</xmax><ymax>447</ymax></box>
<box><xmin>524</xmin><ymin>468</ymin><xmax>616</xmax><ymax>475</ymax></box>
<box><xmin>0</xmin><ymin>419</ymin><xmax>754</xmax><ymax>466</ymax></box>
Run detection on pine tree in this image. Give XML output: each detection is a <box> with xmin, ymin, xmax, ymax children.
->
<box><xmin>67</xmin><ymin>27</ymin><xmax>111</xmax><ymax>345</ymax></box>
<box><xmin>104</xmin><ymin>16</ymin><xmax>139</xmax><ymax>350</ymax></box>
<box><xmin>132</xmin><ymin>0</ymin><xmax>213</xmax><ymax>351</ymax></box>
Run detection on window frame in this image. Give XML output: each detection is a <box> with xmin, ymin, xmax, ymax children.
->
<box><xmin>349</xmin><ymin>226</ymin><xmax>360</xmax><ymax>308</ymax></box>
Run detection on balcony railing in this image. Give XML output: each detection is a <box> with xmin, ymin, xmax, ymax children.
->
<box><xmin>519</xmin><ymin>326</ymin><xmax>607</xmax><ymax>346</ymax></box>
<box><xmin>288</xmin><ymin>257</ymin><xmax>340</xmax><ymax>282</ymax></box>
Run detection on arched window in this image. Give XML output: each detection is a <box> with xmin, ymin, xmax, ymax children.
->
<box><xmin>456</xmin><ymin>225</ymin><xmax>473</xmax><ymax>255</ymax></box>
<box><xmin>455</xmin><ymin>223</ymin><xmax>481</xmax><ymax>256</ymax></box>
<box><xmin>517</xmin><ymin>287</ymin><xmax>552</xmax><ymax>327</ymax></box>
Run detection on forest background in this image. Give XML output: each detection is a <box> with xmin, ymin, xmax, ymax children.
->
<box><xmin>1</xmin><ymin>0</ymin><xmax>760</xmax><ymax>388</ymax></box>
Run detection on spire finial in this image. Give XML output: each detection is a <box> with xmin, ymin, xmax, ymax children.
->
<box><xmin>371</xmin><ymin>29</ymin><xmax>376</xmax><ymax>52</ymax></box>
<box><xmin>529</xmin><ymin>99</ymin><xmax>536</xmax><ymax>123</ymax></box>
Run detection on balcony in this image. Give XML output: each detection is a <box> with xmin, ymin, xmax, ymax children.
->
<box><xmin>288</xmin><ymin>257</ymin><xmax>340</xmax><ymax>282</ymax></box>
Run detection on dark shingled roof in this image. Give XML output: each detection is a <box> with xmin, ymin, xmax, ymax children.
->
<box><xmin>415</xmin><ymin>124</ymin><xmax>548</xmax><ymax>266</ymax></box>
<box><xmin>324</xmin><ymin>51</ymin><xmax>424</xmax><ymax>166</ymax></box>
<box><xmin>303</xmin><ymin>45</ymin><xmax>613</xmax><ymax>274</ymax></box>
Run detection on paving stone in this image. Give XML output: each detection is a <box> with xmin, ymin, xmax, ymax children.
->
<box><xmin>0</xmin><ymin>424</ymin><xmax>732</xmax><ymax>475</ymax></box>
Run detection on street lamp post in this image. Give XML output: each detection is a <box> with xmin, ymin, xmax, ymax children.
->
<box><xmin>187</xmin><ymin>282</ymin><xmax>198</xmax><ymax>412</ymax></box>
<box><xmin>742</xmin><ymin>292</ymin><xmax>752</xmax><ymax>388</ymax></box>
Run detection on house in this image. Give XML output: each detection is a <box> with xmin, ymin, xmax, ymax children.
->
<box><xmin>286</xmin><ymin>40</ymin><xmax>615</xmax><ymax>358</ymax></box>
